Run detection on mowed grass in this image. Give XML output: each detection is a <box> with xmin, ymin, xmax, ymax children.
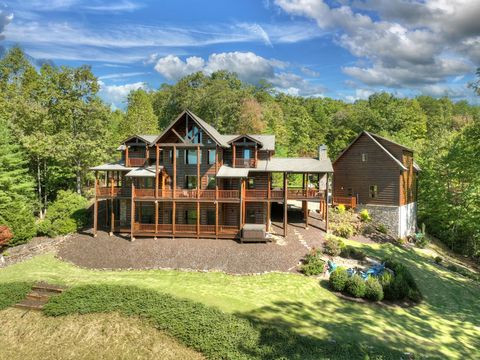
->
<box><xmin>1</xmin><ymin>241</ymin><xmax>479</xmax><ymax>359</ymax></box>
<box><xmin>0</xmin><ymin>308</ymin><xmax>204</xmax><ymax>360</ymax></box>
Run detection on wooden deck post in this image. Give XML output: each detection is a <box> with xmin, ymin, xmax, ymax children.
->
<box><xmin>215</xmin><ymin>146</ymin><xmax>219</xmax><ymax>200</ymax></box>
<box><xmin>154</xmin><ymin>200</ymin><xmax>158</xmax><ymax>239</ymax></box>
<box><xmin>254</xmin><ymin>144</ymin><xmax>257</xmax><ymax>167</ymax></box>
<box><xmin>267</xmin><ymin>172</ymin><xmax>271</xmax><ymax>232</ymax></box>
<box><xmin>172</xmin><ymin>200</ymin><xmax>176</xmax><ymax>237</ymax></box>
<box><xmin>232</xmin><ymin>144</ymin><xmax>236</xmax><ymax>168</ymax></box>
<box><xmin>197</xmin><ymin>145</ymin><xmax>201</xmax><ymax>199</ymax></box>
<box><xmin>239</xmin><ymin>178</ymin><xmax>243</xmax><ymax>229</ymax></box>
<box><xmin>131</xmin><ymin>182</ymin><xmax>135</xmax><ymax>241</ymax></box>
<box><xmin>110</xmin><ymin>199</ymin><xmax>114</xmax><ymax>236</ymax></box>
<box><xmin>305</xmin><ymin>172</ymin><xmax>309</xmax><ymax>229</ymax></box>
<box><xmin>173</xmin><ymin>145</ymin><xmax>177</xmax><ymax>198</ymax></box>
<box><xmin>93</xmin><ymin>172</ymin><xmax>98</xmax><ymax>237</ymax></box>
<box><xmin>196</xmin><ymin>201</ymin><xmax>200</xmax><ymax>237</ymax></box>
<box><xmin>215</xmin><ymin>201</ymin><xmax>219</xmax><ymax>238</ymax></box>
<box><xmin>283</xmin><ymin>172</ymin><xmax>288</xmax><ymax>237</ymax></box>
<box><xmin>155</xmin><ymin>145</ymin><xmax>159</xmax><ymax>198</ymax></box>
<box><xmin>125</xmin><ymin>145</ymin><xmax>129</xmax><ymax>167</ymax></box>
<box><xmin>325</xmin><ymin>173</ymin><xmax>330</xmax><ymax>233</ymax></box>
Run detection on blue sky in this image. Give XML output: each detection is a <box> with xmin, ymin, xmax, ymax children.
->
<box><xmin>0</xmin><ymin>0</ymin><xmax>479</xmax><ymax>108</ymax></box>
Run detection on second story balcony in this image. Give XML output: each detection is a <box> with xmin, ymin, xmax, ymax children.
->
<box><xmin>234</xmin><ymin>158</ymin><xmax>256</xmax><ymax>168</ymax></box>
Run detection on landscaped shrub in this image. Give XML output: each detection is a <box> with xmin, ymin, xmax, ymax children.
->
<box><xmin>359</xmin><ymin>209</ymin><xmax>371</xmax><ymax>222</ymax></box>
<box><xmin>0</xmin><ymin>195</ymin><xmax>36</xmax><ymax>246</ymax></box>
<box><xmin>434</xmin><ymin>256</ymin><xmax>443</xmax><ymax>264</ymax></box>
<box><xmin>364</xmin><ymin>277</ymin><xmax>384</xmax><ymax>301</ymax></box>
<box><xmin>301</xmin><ymin>250</ymin><xmax>326</xmax><ymax>276</ymax></box>
<box><xmin>0</xmin><ymin>225</ymin><xmax>13</xmax><ymax>247</ymax></box>
<box><xmin>322</xmin><ymin>235</ymin><xmax>345</xmax><ymax>256</ymax></box>
<box><xmin>382</xmin><ymin>257</ymin><xmax>422</xmax><ymax>302</ymax></box>
<box><xmin>0</xmin><ymin>282</ymin><xmax>32</xmax><ymax>310</ymax></box>
<box><xmin>414</xmin><ymin>232</ymin><xmax>429</xmax><ymax>248</ymax></box>
<box><xmin>377</xmin><ymin>223</ymin><xmax>388</xmax><ymax>234</ymax></box>
<box><xmin>43</xmin><ymin>284</ymin><xmax>403</xmax><ymax>359</ymax></box>
<box><xmin>340</xmin><ymin>245</ymin><xmax>366</xmax><ymax>261</ymax></box>
<box><xmin>329</xmin><ymin>267</ymin><xmax>348</xmax><ymax>292</ymax></box>
<box><xmin>37</xmin><ymin>190</ymin><xmax>89</xmax><ymax>237</ymax></box>
<box><xmin>345</xmin><ymin>274</ymin><xmax>366</xmax><ymax>298</ymax></box>
<box><xmin>330</xmin><ymin>222</ymin><xmax>355</xmax><ymax>238</ymax></box>
<box><xmin>336</xmin><ymin>204</ymin><xmax>346</xmax><ymax>214</ymax></box>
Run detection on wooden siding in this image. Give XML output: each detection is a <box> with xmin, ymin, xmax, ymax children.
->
<box><xmin>333</xmin><ymin>133</ymin><xmax>400</xmax><ymax>206</ymax></box>
<box><xmin>400</xmin><ymin>150</ymin><xmax>416</xmax><ymax>205</ymax></box>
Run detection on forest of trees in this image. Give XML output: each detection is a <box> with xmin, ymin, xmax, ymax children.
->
<box><xmin>0</xmin><ymin>47</ymin><xmax>479</xmax><ymax>259</ymax></box>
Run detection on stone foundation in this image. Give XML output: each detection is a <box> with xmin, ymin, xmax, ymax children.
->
<box><xmin>357</xmin><ymin>203</ymin><xmax>417</xmax><ymax>238</ymax></box>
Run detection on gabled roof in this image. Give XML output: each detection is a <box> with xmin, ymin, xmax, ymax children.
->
<box><xmin>252</xmin><ymin>157</ymin><xmax>333</xmax><ymax>173</ymax></box>
<box><xmin>334</xmin><ymin>131</ymin><xmax>409</xmax><ymax>171</ymax></box>
<box><xmin>151</xmin><ymin>109</ymin><xmax>229</xmax><ymax>147</ymax></box>
<box><xmin>221</xmin><ymin>134</ymin><xmax>275</xmax><ymax>151</ymax></box>
<box><xmin>226</xmin><ymin>134</ymin><xmax>264</xmax><ymax>147</ymax></box>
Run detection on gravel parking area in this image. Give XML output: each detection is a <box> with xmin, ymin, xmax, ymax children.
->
<box><xmin>58</xmin><ymin>207</ymin><xmax>327</xmax><ymax>274</ymax></box>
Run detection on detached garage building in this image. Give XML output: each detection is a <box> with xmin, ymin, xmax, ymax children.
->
<box><xmin>333</xmin><ymin>131</ymin><xmax>420</xmax><ymax>238</ymax></box>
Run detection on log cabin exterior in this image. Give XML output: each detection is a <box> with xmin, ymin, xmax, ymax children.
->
<box><xmin>333</xmin><ymin>131</ymin><xmax>420</xmax><ymax>238</ymax></box>
<box><xmin>91</xmin><ymin>110</ymin><xmax>333</xmax><ymax>240</ymax></box>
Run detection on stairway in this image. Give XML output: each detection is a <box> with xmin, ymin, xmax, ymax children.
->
<box><xmin>14</xmin><ymin>282</ymin><xmax>66</xmax><ymax>310</ymax></box>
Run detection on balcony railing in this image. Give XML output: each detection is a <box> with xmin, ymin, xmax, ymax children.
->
<box><xmin>245</xmin><ymin>190</ymin><xmax>268</xmax><ymax>200</ymax></box>
<box><xmin>96</xmin><ymin>186</ymin><xmax>131</xmax><ymax>197</ymax></box>
<box><xmin>234</xmin><ymin>158</ymin><xmax>256</xmax><ymax>168</ymax></box>
<box><xmin>127</xmin><ymin>157</ymin><xmax>146</xmax><ymax>167</ymax></box>
<box><xmin>132</xmin><ymin>223</ymin><xmax>239</xmax><ymax>235</ymax></box>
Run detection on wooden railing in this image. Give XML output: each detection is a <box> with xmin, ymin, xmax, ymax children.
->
<box><xmin>127</xmin><ymin>157</ymin><xmax>146</xmax><ymax>167</ymax></box>
<box><xmin>234</xmin><ymin>158</ymin><xmax>256</xmax><ymax>168</ymax></box>
<box><xmin>174</xmin><ymin>224</ymin><xmax>196</xmax><ymax>233</ymax></box>
<box><xmin>97</xmin><ymin>186</ymin><xmax>131</xmax><ymax>197</ymax></box>
<box><xmin>270</xmin><ymin>190</ymin><xmax>284</xmax><ymax>199</ymax></box>
<box><xmin>219</xmin><ymin>225</ymin><xmax>239</xmax><ymax>234</ymax></box>
<box><xmin>287</xmin><ymin>188</ymin><xmax>318</xmax><ymax>199</ymax></box>
<box><xmin>333</xmin><ymin>196</ymin><xmax>357</xmax><ymax>208</ymax></box>
<box><xmin>245</xmin><ymin>190</ymin><xmax>268</xmax><ymax>199</ymax></box>
<box><xmin>157</xmin><ymin>224</ymin><xmax>173</xmax><ymax>232</ymax></box>
<box><xmin>200</xmin><ymin>225</ymin><xmax>215</xmax><ymax>234</ymax></box>
<box><xmin>217</xmin><ymin>190</ymin><xmax>239</xmax><ymax>199</ymax></box>
<box><xmin>134</xmin><ymin>188</ymin><xmax>155</xmax><ymax>198</ymax></box>
<box><xmin>174</xmin><ymin>189</ymin><xmax>198</xmax><ymax>199</ymax></box>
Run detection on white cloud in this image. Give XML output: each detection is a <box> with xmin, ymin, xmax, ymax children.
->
<box><xmin>153</xmin><ymin>51</ymin><xmax>325</xmax><ymax>97</ymax></box>
<box><xmin>98</xmin><ymin>72</ymin><xmax>149</xmax><ymax>80</ymax></box>
<box><xmin>99</xmin><ymin>81</ymin><xmax>147</xmax><ymax>108</ymax></box>
<box><xmin>275</xmin><ymin>0</ymin><xmax>478</xmax><ymax>90</ymax></box>
<box><xmin>0</xmin><ymin>6</ymin><xmax>13</xmax><ymax>41</ymax></box>
<box><xmin>81</xmin><ymin>1</ymin><xmax>144</xmax><ymax>12</ymax></box>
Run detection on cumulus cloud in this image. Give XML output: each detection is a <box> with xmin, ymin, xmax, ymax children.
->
<box><xmin>275</xmin><ymin>0</ymin><xmax>478</xmax><ymax>89</ymax></box>
<box><xmin>99</xmin><ymin>81</ymin><xmax>147</xmax><ymax>108</ymax></box>
<box><xmin>153</xmin><ymin>51</ymin><xmax>325</xmax><ymax>96</ymax></box>
<box><xmin>0</xmin><ymin>6</ymin><xmax>13</xmax><ymax>41</ymax></box>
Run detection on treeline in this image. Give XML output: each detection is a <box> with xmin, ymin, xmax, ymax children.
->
<box><xmin>0</xmin><ymin>47</ymin><xmax>479</xmax><ymax>259</ymax></box>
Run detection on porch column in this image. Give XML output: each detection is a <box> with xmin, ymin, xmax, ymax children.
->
<box><xmin>267</xmin><ymin>172</ymin><xmax>271</xmax><ymax>232</ymax></box>
<box><xmin>325</xmin><ymin>173</ymin><xmax>330</xmax><ymax>233</ymax></box>
<box><xmin>197</xmin><ymin>145</ymin><xmax>201</xmax><ymax>199</ymax></box>
<box><xmin>197</xmin><ymin>201</ymin><xmax>200</xmax><ymax>237</ymax></box>
<box><xmin>254</xmin><ymin>144</ymin><xmax>258</xmax><ymax>167</ymax></box>
<box><xmin>93</xmin><ymin>172</ymin><xmax>98</xmax><ymax>237</ymax></box>
<box><xmin>232</xmin><ymin>144</ymin><xmax>236</xmax><ymax>168</ymax></box>
<box><xmin>215</xmin><ymin>146</ymin><xmax>219</xmax><ymax>200</ymax></box>
<box><xmin>172</xmin><ymin>201</ymin><xmax>176</xmax><ymax>237</ymax></box>
<box><xmin>110</xmin><ymin>199</ymin><xmax>114</xmax><ymax>236</ymax></box>
<box><xmin>125</xmin><ymin>145</ymin><xmax>129</xmax><ymax>167</ymax></box>
<box><xmin>239</xmin><ymin>178</ymin><xmax>243</xmax><ymax>229</ymax></box>
<box><xmin>173</xmin><ymin>145</ymin><xmax>177</xmax><ymax>198</ymax></box>
<box><xmin>154</xmin><ymin>200</ymin><xmax>158</xmax><ymax>239</ymax></box>
<box><xmin>155</xmin><ymin>145</ymin><xmax>159</xmax><ymax>198</ymax></box>
<box><xmin>215</xmin><ymin>201</ymin><xmax>219</xmax><ymax>238</ymax></box>
<box><xmin>305</xmin><ymin>173</ymin><xmax>309</xmax><ymax>229</ymax></box>
<box><xmin>130</xmin><ymin>182</ymin><xmax>135</xmax><ymax>241</ymax></box>
<box><xmin>283</xmin><ymin>172</ymin><xmax>288</xmax><ymax>237</ymax></box>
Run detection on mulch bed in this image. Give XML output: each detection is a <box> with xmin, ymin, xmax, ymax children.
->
<box><xmin>57</xmin><ymin>230</ymin><xmax>314</xmax><ymax>275</ymax></box>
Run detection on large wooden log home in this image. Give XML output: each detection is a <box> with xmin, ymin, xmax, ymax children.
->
<box><xmin>91</xmin><ymin>110</ymin><xmax>333</xmax><ymax>240</ymax></box>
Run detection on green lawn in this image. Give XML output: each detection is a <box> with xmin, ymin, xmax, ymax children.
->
<box><xmin>1</xmin><ymin>241</ymin><xmax>479</xmax><ymax>359</ymax></box>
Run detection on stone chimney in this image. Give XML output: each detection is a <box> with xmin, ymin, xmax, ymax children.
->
<box><xmin>318</xmin><ymin>144</ymin><xmax>328</xmax><ymax>160</ymax></box>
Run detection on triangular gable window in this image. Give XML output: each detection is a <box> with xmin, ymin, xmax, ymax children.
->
<box><xmin>187</xmin><ymin>123</ymin><xmax>202</xmax><ymax>144</ymax></box>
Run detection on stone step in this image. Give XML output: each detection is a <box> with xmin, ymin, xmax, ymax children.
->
<box><xmin>14</xmin><ymin>298</ymin><xmax>49</xmax><ymax>311</ymax></box>
<box><xmin>32</xmin><ymin>282</ymin><xmax>66</xmax><ymax>293</ymax></box>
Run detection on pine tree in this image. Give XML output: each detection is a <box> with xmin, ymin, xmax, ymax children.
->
<box><xmin>0</xmin><ymin>119</ymin><xmax>35</xmax><ymax>245</ymax></box>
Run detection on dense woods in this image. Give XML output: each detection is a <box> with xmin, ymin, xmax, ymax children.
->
<box><xmin>0</xmin><ymin>47</ymin><xmax>478</xmax><ymax>259</ymax></box>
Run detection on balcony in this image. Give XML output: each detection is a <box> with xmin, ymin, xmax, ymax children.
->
<box><xmin>127</xmin><ymin>157</ymin><xmax>146</xmax><ymax>167</ymax></box>
<box><xmin>96</xmin><ymin>186</ymin><xmax>131</xmax><ymax>198</ymax></box>
<box><xmin>132</xmin><ymin>223</ymin><xmax>238</xmax><ymax>235</ymax></box>
<box><xmin>234</xmin><ymin>158</ymin><xmax>256</xmax><ymax>168</ymax></box>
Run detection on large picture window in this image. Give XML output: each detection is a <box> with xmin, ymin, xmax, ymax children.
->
<box><xmin>185</xmin><ymin>149</ymin><xmax>200</xmax><ymax>164</ymax></box>
<box><xmin>208</xmin><ymin>149</ymin><xmax>216</xmax><ymax>164</ymax></box>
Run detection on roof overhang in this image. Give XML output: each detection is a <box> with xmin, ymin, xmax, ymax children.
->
<box><xmin>90</xmin><ymin>162</ymin><xmax>134</xmax><ymax>171</ymax></box>
<box><xmin>227</xmin><ymin>134</ymin><xmax>263</xmax><ymax>147</ymax></box>
<box><xmin>251</xmin><ymin>158</ymin><xmax>333</xmax><ymax>173</ymax></box>
<box><xmin>216</xmin><ymin>166</ymin><xmax>250</xmax><ymax>178</ymax></box>
<box><xmin>125</xmin><ymin>166</ymin><xmax>159</xmax><ymax>178</ymax></box>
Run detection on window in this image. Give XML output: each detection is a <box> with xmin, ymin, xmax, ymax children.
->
<box><xmin>206</xmin><ymin>210</ymin><xmax>215</xmax><ymax>225</ymax></box>
<box><xmin>369</xmin><ymin>185</ymin><xmax>378</xmax><ymax>199</ymax></box>
<box><xmin>247</xmin><ymin>177</ymin><xmax>255</xmax><ymax>189</ymax></box>
<box><xmin>187</xmin><ymin>124</ymin><xmax>202</xmax><ymax>144</ymax></box>
<box><xmin>246</xmin><ymin>209</ymin><xmax>256</xmax><ymax>223</ymax></box>
<box><xmin>362</xmin><ymin>153</ymin><xmax>368</xmax><ymax>162</ymax></box>
<box><xmin>208</xmin><ymin>149</ymin><xmax>216</xmax><ymax>164</ymax></box>
<box><xmin>207</xmin><ymin>175</ymin><xmax>216</xmax><ymax>190</ymax></box>
<box><xmin>169</xmin><ymin>149</ymin><xmax>180</xmax><ymax>163</ymax></box>
<box><xmin>185</xmin><ymin>175</ymin><xmax>198</xmax><ymax>189</ymax></box>
<box><xmin>185</xmin><ymin>210</ymin><xmax>197</xmax><ymax>225</ymax></box>
<box><xmin>185</xmin><ymin>149</ymin><xmax>200</xmax><ymax>164</ymax></box>
<box><xmin>244</xmin><ymin>148</ymin><xmax>251</xmax><ymax>159</ymax></box>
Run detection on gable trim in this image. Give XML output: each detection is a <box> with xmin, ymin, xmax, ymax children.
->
<box><xmin>151</xmin><ymin>110</ymin><xmax>225</xmax><ymax>147</ymax></box>
<box><xmin>227</xmin><ymin>134</ymin><xmax>263</xmax><ymax>147</ymax></box>
<box><xmin>333</xmin><ymin>131</ymin><xmax>407</xmax><ymax>171</ymax></box>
